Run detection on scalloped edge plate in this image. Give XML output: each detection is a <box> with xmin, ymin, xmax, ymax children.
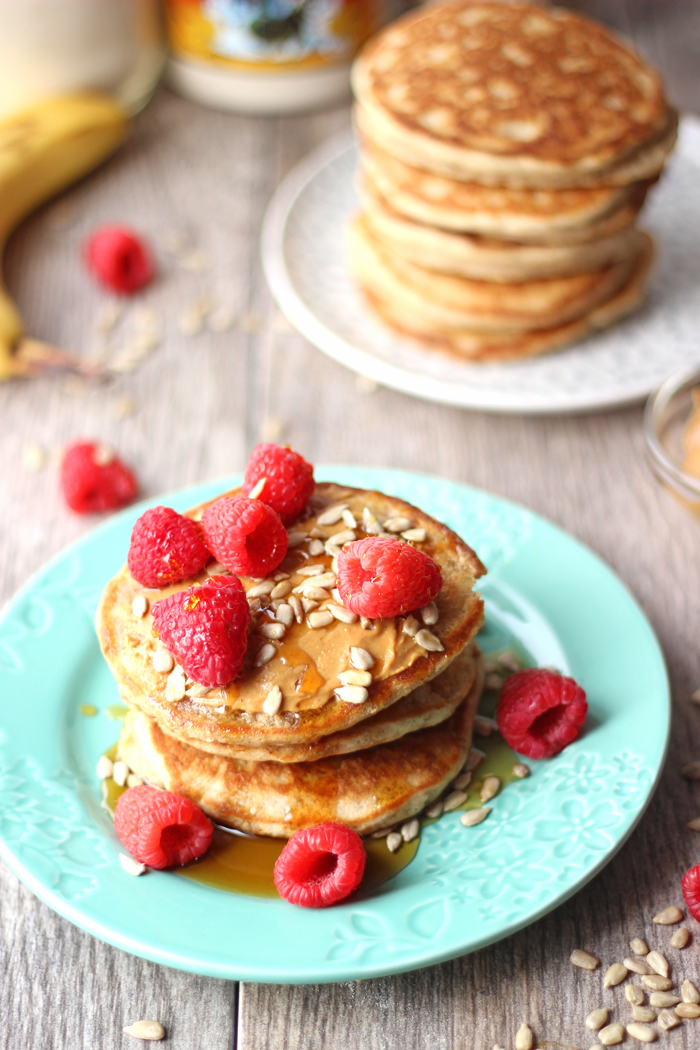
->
<box><xmin>0</xmin><ymin>469</ymin><xmax>669</xmax><ymax>982</ymax></box>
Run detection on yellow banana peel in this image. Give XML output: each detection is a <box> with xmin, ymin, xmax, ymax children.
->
<box><xmin>0</xmin><ymin>93</ymin><xmax>129</xmax><ymax>380</ymax></box>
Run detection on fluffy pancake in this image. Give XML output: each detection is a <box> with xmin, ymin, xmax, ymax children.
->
<box><xmin>117</xmin><ymin>666</ymin><xmax>483</xmax><ymax>837</ymax></box>
<box><xmin>97</xmin><ymin>483</ymin><xmax>485</xmax><ymax>750</ymax></box>
<box><xmin>352</xmin><ymin>1</ymin><xmax>675</xmax><ymax>187</ymax></box>
<box><xmin>347</xmin><ymin>214</ymin><xmax>639</xmax><ymax>332</ymax></box>
<box><xmin>159</xmin><ymin>639</ymin><xmax>482</xmax><ymax>763</ymax></box>
<box><xmin>362</xmin><ymin>232</ymin><xmax>653</xmax><ymax>362</ymax></box>
<box><xmin>356</xmin><ymin>129</ymin><xmax>649</xmax><ymax>242</ymax></box>
<box><xmin>359</xmin><ymin>176</ymin><xmax>647</xmax><ymax>281</ymax></box>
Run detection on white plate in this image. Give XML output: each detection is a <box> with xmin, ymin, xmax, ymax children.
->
<box><xmin>262</xmin><ymin>118</ymin><xmax>700</xmax><ymax>415</ymax></box>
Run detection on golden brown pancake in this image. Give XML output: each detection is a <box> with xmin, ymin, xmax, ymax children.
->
<box><xmin>352</xmin><ymin>1</ymin><xmax>675</xmax><ymax>187</ymax></box>
<box><xmin>97</xmin><ymin>483</ymin><xmax>485</xmax><ymax>750</ymax></box>
<box><xmin>117</xmin><ymin>667</ymin><xmax>483</xmax><ymax>838</ymax></box>
<box><xmin>362</xmin><ymin>233</ymin><xmax>654</xmax><ymax>363</ymax></box>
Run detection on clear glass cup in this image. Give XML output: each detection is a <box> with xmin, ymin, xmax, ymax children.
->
<box><xmin>0</xmin><ymin>0</ymin><xmax>165</xmax><ymax>120</ymax></box>
<box><xmin>644</xmin><ymin>362</ymin><xmax>700</xmax><ymax>514</ymax></box>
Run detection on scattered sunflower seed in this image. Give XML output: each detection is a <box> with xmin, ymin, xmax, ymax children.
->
<box><xmin>642</xmin><ymin>975</ymin><xmax>672</xmax><ymax>991</ymax></box>
<box><xmin>452</xmin><ymin>771</ymin><xmax>472</xmax><ymax>791</ymax></box>
<box><xmin>276</xmin><ymin>603</ymin><xmax>294</xmax><ymax>627</ymax></box>
<box><xmin>271</xmin><ymin>580</ymin><xmax>292</xmax><ymax>599</ymax></box>
<box><xmin>22</xmin><ymin>442</ymin><xmax>47</xmax><ymax>472</ymax></box>
<box><xmin>498</xmin><ymin>652</ymin><xmax>520</xmax><ymax>672</ymax></box>
<box><xmin>474</xmin><ymin>716</ymin><xmax>496</xmax><ymax>737</ymax></box>
<box><xmin>480</xmin><ymin>776</ymin><xmax>501</xmax><ymax>802</ymax></box>
<box><xmin>675</xmin><ymin>1002</ymin><xmax>700</xmax><ymax>1018</ymax></box>
<box><xmin>512</xmin><ymin>763</ymin><xmax>530</xmax><ymax>778</ymax></box>
<box><xmin>349</xmin><ymin>647</ymin><xmax>374</xmax><ymax>671</ymax></box>
<box><xmin>466</xmin><ymin>748</ymin><xmax>486</xmax><ymax>771</ymax></box>
<box><xmin>260</xmin><ymin>622</ymin><xmax>285</xmax><ymax>640</ymax></box>
<box><xmin>604</xmin><ymin>963</ymin><xmax>629</xmax><ymax>988</ymax></box>
<box><xmin>420</xmin><ymin>602</ymin><xmax>438</xmax><ymax>625</ymax></box>
<box><xmin>401</xmin><ymin>819</ymin><xmax>419</xmax><ymax>843</ymax></box>
<box><xmin>328</xmin><ymin>605</ymin><xmax>357</xmax><ymax>624</ymax></box>
<box><xmin>342</xmin><ymin>509</ymin><xmax>357</xmax><ymax>529</ymax></box>
<box><xmin>301</xmin><ymin>586</ymin><xmax>331</xmax><ymax>601</ymax></box>
<box><xmin>650</xmin><ymin>993</ymin><xmax>680</xmax><ymax>1008</ymax></box>
<box><xmin>330</xmin><ymin>529</ymin><xmax>356</xmax><ymax>547</ymax></box>
<box><xmin>288</xmin><ymin>595</ymin><xmax>303</xmax><ymax>623</ymax></box>
<box><xmin>113</xmin><ymin>761</ymin><xmax>129</xmax><ymax>787</ymax></box>
<box><xmin>248</xmin><ymin>581</ymin><xmax>275</xmax><ymax>598</ymax></box>
<box><xmin>402</xmin><ymin>615</ymin><xmax>420</xmax><ymax>637</ymax></box>
<box><xmin>625</xmin><ymin>957</ymin><xmax>652</xmax><ymax>975</ymax></box>
<box><xmin>626</xmin><ymin>1022</ymin><xmax>656</xmax><ymax>1043</ymax></box>
<box><xmin>688</xmin><ymin>818</ymin><xmax>700</xmax><ymax>831</ymax></box>
<box><xmin>658</xmin><ymin>1010</ymin><xmax>680</xmax><ymax>1031</ymax></box>
<box><xmin>132</xmin><ymin>595</ymin><xmax>149</xmax><ymax>618</ymax></box>
<box><xmin>286</xmin><ymin>532</ymin><xmax>307</xmax><ymax>548</ymax></box>
<box><xmin>415</xmin><ymin>628</ymin><xmax>444</xmax><ymax>652</ymax></box>
<box><xmin>301</xmin><ymin>598</ymin><xmax>319</xmax><ymax>615</ymax></box>
<box><xmin>166</xmin><ymin>667</ymin><xmax>186</xmax><ymax>702</ymax></box>
<box><xmin>586</xmin><ymin>1008</ymin><xmax>609</xmax><ymax>1030</ymax></box>
<box><xmin>646</xmin><ymin>951</ymin><xmax>668</xmax><ymax>978</ymax></box>
<box><xmin>443</xmin><ymin>790</ymin><xmax>467</xmax><ymax>812</ymax></box>
<box><xmin>630</xmin><ymin>937</ymin><xmax>649</xmax><ymax>956</ymax></box>
<box><xmin>316</xmin><ymin>504</ymin><xmax>348</xmax><ymax>526</ymax></box>
<box><xmin>127</xmin><ymin>774</ymin><xmax>143</xmax><ymax>789</ymax></box>
<box><xmin>152</xmin><ymin>649</ymin><xmax>174</xmax><ymax>673</ymax></box>
<box><xmin>339</xmin><ymin>669</ymin><xmax>372</xmax><ymax>687</ymax></box>
<box><xmin>626</xmin><ymin>986</ymin><xmax>645</xmax><ymax>1006</ymax></box>
<box><xmin>514</xmin><ymin>1023</ymin><xmax>533</xmax><ymax>1050</ymax></box>
<box><xmin>460</xmin><ymin>807</ymin><xmax>491</xmax><ymax>827</ymax></box>
<box><xmin>248</xmin><ymin>477</ymin><xmax>266</xmax><ymax>500</ymax></box>
<box><xmin>597</xmin><ymin>1022</ymin><xmax>625</xmax><ymax>1045</ymax></box>
<box><xmin>631</xmin><ymin>1006</ymin><xmax>656</xmax><ymax>1023</ymax></box>
<box><xmin>403</xmin><ymin>528</ymin><xmax>427</xmax><ymax>542</ymax></box>
<box><xmin>308</xmin><ymin>610</ymin><xmax>334</xmax><ymax>629</ymax></box>
<box><xmin>653</xmin><ymin>905</ymin><xmax>684</xmax><ymax>924</ymax></box>
<box><xmin>485</xmin><ymin>673</ymin><xmax>503</xmax><ymax>690</ymax></box>
<box><xmin>119</xmin><ymin>854</ymin><xmax>146</xmax><ymax>877</ymax></box>
<box><xmin>96</xmin><ymin>756</ymin><xmax>114</xmax><ymax>780</ymax></box>
<box><xmin>383</xmin><ymin>517</ymin><xmax>413</xmax><ymax>533</ymax></box>
<box><xmin>263</xmin><ymin>686</ymin><xmax>282</xmax><ymax>716</ymax></box>
<box><xmin>571</xmin><ymin>949</ymin><xmax>600</xmax><ymax>970</ymax></box>
<box><xmin>335</xmin><ymin>685</ymin><xmax>368</xmax><ymax>704</ymax></box>
<box><xmin>671</xmin><ymin>926</ymin><xmax>690</xmax><ymax>949</ymax></box>
<box><xmin>682</xmin><ymin>979</ymin><xmax>700</xmax><ymax>1003</ymax></box>
<box><xmin>425</xmin><ymin>801</ymin><xmax>443</xmax><ymax>819</ymax></box>
<box><xmin>386</xmin><ymin>832</ymin><xmax>402</xmax><ymax>853</ymax></box>
<box><xmin>123</xmin><ymin>1020</ymin><xmax>165</xmax><ymax>1041</ymax></box>
<box><xmin>255</xmin><ymin>643</ymin><xmax>276</xmax><ymax>667</ymax></box>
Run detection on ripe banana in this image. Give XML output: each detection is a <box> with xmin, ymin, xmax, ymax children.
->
<box><xmin>0</xmin><ymin>93</ymin><xmax>129</xmax><ymax>380</ymax></box>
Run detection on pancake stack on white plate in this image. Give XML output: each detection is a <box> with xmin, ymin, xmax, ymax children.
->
<box><xmin>349</xmin><ymin>0</ymin><xmax>677</xmax><ymax>363</ymax></box>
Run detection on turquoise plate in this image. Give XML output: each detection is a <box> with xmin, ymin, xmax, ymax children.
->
<box><xmin>0</xmin><ymin>469</ymin><xmax>669</xmax><ymax>983</ymax></box>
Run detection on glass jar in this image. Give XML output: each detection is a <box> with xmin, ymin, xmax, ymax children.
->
<box><xmin>0</xmin><ymin>0</ymin><xmax>164</xmax><ymax>120</ymax></box>
<box><xmin>164</xmin><ymin>0</ymin><xmax>395</xmax><ymax>115</ymax></box>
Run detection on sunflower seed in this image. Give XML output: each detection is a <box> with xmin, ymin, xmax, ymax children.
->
<box><xmin>248</xmin><ymin>477</ymin><xmax>266</xmax><ymax>499</ymax></box>
<box><xmin>626</xmin><ymin>986</ymin><xmax>645</xmax><ymax>1006</ymax></box>
<box><xmin>605</xmin><ymin>964</ymin><xmax>629</xmax><ymax>988</ymax></box>
<box><xmin>653</xmin><ymin>905</ymin><xmax>684</xmax><ymax>924</ymax></box>
<box><xmin>687</xmin><ymin>818</ymin><xmax>700</xmax><ymax>831</ymax></box>
<box><xmin>650</xmin><ymin>993</ymin><xmax>680</xmax><ymax>1008</ymax></box>
<box><xmin>276</xmin><ymin>603</ymin><xmax>294</xmax><ymax>627</ymax></box>
<box><xmin>386</xmin><ymin>832</ymin><xmax>402</xmax><ymax>853</ymax></box>
<box><xmin>360</xmin><ymin>616</ymin><xmax>374</xmax><ymax>630</ymax></box>
<box><xmin>328</xmin><ymin>605</ymin><xmax>358</xmax><ymax>624</ymax></box>
<box><xmin>263</xmin><ymin>686</ymin><xmax>282</xmax><ymax>715</ymax></box>
<box><xmin>480</xmin><ymin>776</ymin><xmax>501</xmax><ymax>802</ymax></box>
<box><xmin>474</xmin><ymin>716</ymin><xmax>497</xmax><ymax>737</ymax></box>
<box><xmin>646</xmin><ymin>951</ymin><xmax>668</xmax><ymax>977</ymax></box>
<box><xmin>132</xmin><ymin>595</ymin><xmax>149</xmax><ymax>618</ymax></box>
<box><xmin>676</xmin><ymin>1002</ymin><xmax>700</xmax><ymax>1018</ymax></box>
<box><xmin>255</xmin><ymin>643</ymin><xmax>276</xmax><ymax>667</ymax></box>
<box><xmin>370</xmin><ymin>825</ymin><xmax>396</xmax><ymax>838</ymax></box>
<box><xmin>336</xmin><ymin>685</ymin><xmax>368</xmax><ymax>704</ymax></box>
<box><xmin>342</xmin><ymin>509</ymin><xmax>357</xmax><ymax>529</ymax></box>
<box><xmin>166</xmin><ymin>667</ymin><xmax>187</xmax><ymax>702</ymax></box>
<box><xmin>626</xmin><ymin>1022</ymin><xmax>655</xmax><ymax>1042</ymax></box>
<box><xmin>300</xmin><ymin>586</ymin><xmax>331</xmax><ymax>601</ymax></box>
<box><xmin>96</xmin><ymin>755</ymin><xmax>114</xmax><ymax>780</ymax></box>
<box><xmin>339</xmin><ymin>669</ymin><xmax>372</xmax><ymax>687</ymax></box>
<box><xmin>206</xmin><ymin>561</ymin><xmax>228</xmax><ymax>576</ymax></box>
<box><xmin>514</xmin><ymin>1023</ymin><xmax>533</xmax><ymax>1050</ymax></box>
<box><xmin>152</xmin><ymin>649</ymin><xmax>174</xmax><ymax>674</ymax></box>
<box><xmin>113</xmin><ymin>760</ymin><xmax>129</xmax><ymax>787</ymax></box>
<box><xmin>324</xmin><ymin>540</ymin><xmax>342</xmax><ymax>558</ymax></box>
<box><xmin>571</xmin><ymin>949</ymin><xmax>600</xmax><ymax>970</ymax></box>
<box><xmin>485</xmin><ymin>673</ymin><xmax>503</xmax><ymax>690</ymax></box>
<box><xmin>498</xmin><ymin>652</ymin><xmax>520</xmax><ymax>672</ymax></box>
<box><xmin>425</xmin><ymin>801</ymin><xmax>443</xmax><ymax>818</ymax></box>
<box><xmin>271</xmin><ymin>580</ymin><xmax>292</xmax><ymax>599</ymax></box>
<box><xmin>642</xmin><ymin>975</ymin><xmax>672</xmax><ymax>991</ymax></box>
<box><xmin>630</xmin><ymin>938</ymin><xmax>649</xmax><ymax>956</ymax></box>
<box><xmin>365</xmin><ymin>519</ymin><xmax>385</xmax><ymax>535</ymax></box>
<box><xmin>415</xmin><ymin>629</ymin><xmax>444</xmax><ymax>652</ymax></box>
<box><xmin>443</xmin><ymin>790</ymin><xmax>467</xmax><ymax>812</ymax></box>
<box><xmin>671</xmin><ymin>926</ymin><xmax>690</xmax><ymax>948</ymax></box>
<box><xmin>350</xmin><ymin>647</ymin><xmax>374</xmax><ymax>671</ymax></box>
<box><xmin>296</xmin><ymin>564</ymin><xmax>326</xmax><ymax>577</ymax></box>
<box><xmin>119</xmin><ymin>854</ymin><xmax>146</xmax><ymax>877</ymax></box>
<box><xmin>286</xmin><ymin>532</ymin><xmax>307</xmax><ymax>548</ymax></box>
<box><xmin>402</xmin><ymin>615</ymin><xmax>420</xmax><ymax>637</ymax></box>
<box><xmin>658</xmin><ymin>1010</ymin><xmax>680</xmax><ymax>1031</ymax></box>
<box><xmin>452</xmin><ymin>771</ymin><xmax>472</xmax><ymax>791</ymax></box>
<box><xmin>317</xmin><ymin>504</ymin><xmax>348</xmax><ymax>526</ymax></box>
<box><xmin>308</xmin><ymin>610</ymin><xmax>333</xmax><ymax>629</ymax></box>
<box><xmin>383</xmin><ymin>517</ymin><xmax>413</xmax><ymax>533</ymax></box>
<box><xmin>123</xmin><ymin>1020</ymin><xmax>165</xmax><ymax>1040</ymax></box>
<box><xmin>403</xmin><ymin>528</ymin><xmax>427</xmax><ymax>542</ymax></box>
<box><xmin>302</xmin><ymin>599</ymin><xmax>319</xmax><ymax>614</ymax></box>
<box><xmin>329</xmin><ymin>529</ymin><xmax>356</xmax><ymax>546</ymax></box>
<box><xmin>261</xmin><ymin>622</ymin><xmax>286</xmax><ymax>640</ymax></box>
<box><xmin>512</xmin><ymin>763</ymin><xmax>530</xmax><ymax>778</ymax></box>
<box><xmin>682</xmin><ymin>979</ymin><xmax>700</xmax><ymax>1003</ymax></box>
<box><xmin>631</xmin><ymin>1006</ymin><xmax>656</xmax><ymax>1023</ymax></box>
<box><xmin>289</xmin><ymin>595</ymin><xmax>303</xmax><ymax>623</ymax></box>
<box><xmin>460</xmin><ymin>807</ymin><xmax>491</xmax><ymax>827</ymax></box>
<box><xmin>625</xmin><ymin>957</ymin><xmax>652</xmax><ymax>975</ymax></box>
<box><xmin>401</xmin><ymin>819</ymin><xmax>419</xmax><ymax>843</ymax></box>
<box><xmin>186</xmin><ymin>682</ymin><xmax>211</xmax><ymax>698</ymax></box>
<box><xmin>308</xmin><ymin>539</ymin><xmax>325</xmax><ymax>556</ymax></box>
<box><xmin>587</xmin><ymin>1008</ymin><xmax>609</xmax><ymax>1030</ymax></box>
<box><xmin>466</xmin><ymin>748</ymin><xmax>486</xmax><ymax>771</ymax></box>
<box><xmin>598</xmin><ymin>1022</ymin><xmax>624</xmax><ymax>1045</ymax></box>
<box><xmin>248</xmin><ymin>580</ymin><xmax>275</xmax><ymax>598</ymax></box>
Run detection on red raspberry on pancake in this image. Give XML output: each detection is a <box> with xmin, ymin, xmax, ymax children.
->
<box><xmin>274</xmin><ymin>823</ymin><xmax>366</xmax><ymax>907</ymax></box>
<box><xmin>128</xmin><ymin>506</ymin><xmax>210</xmax><ymax>587</ymax></box>
<box><xmin>242</xmin><ymin>443</ymin><xmax>314</xmax><ymax>526</ymax></box>
<box><xmin>496</xmin><ymin>668</ymin><xmax>587</xmax><ymax>759</ymax></box>
<box><xmin>337</xmin><ymin>536</ymin><xmax>442</xmax><ymax>619</ymax></box>
<box><xmin>201</xmin><ymin>497</ymin><xmax>288</xmax><ymax>578</ymax></box>
<box><xmin>115</xmin><ymin>784</ymin><xmax>212</xmax><ymax>868</ymax></box>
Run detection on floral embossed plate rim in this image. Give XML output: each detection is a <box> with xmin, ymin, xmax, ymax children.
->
<box><xmin>0</xmin><ymin>468</ymin><xmax>669</xmax><ymax>983</ymax></box>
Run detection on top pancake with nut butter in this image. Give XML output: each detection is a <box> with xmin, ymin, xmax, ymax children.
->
<box><xmin>96</xmin><ymin>482</ymin><xmax>485</xmax><ymax>751</ymax></box>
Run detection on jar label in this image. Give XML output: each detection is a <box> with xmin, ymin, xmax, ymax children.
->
<box><xmin>165</xmin><ymin>0</ymin><xmax>381</xmax><ymax>71</ymax></box>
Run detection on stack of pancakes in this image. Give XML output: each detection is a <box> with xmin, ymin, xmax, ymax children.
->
<box><xmin>97</xmin><ymin>483</ymin><xmax>487</xmax><ymax>838</ymax></box>
<box><xmin>348</xmin><ymin>0</ymin><xmax>677</xmax><ymax>362</ymax></box>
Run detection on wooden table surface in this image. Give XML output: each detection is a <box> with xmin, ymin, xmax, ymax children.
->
<box><xmin>1</xmin><ymin>3</ymin><xmax>699</xmax><ymax>1048</ymax></box>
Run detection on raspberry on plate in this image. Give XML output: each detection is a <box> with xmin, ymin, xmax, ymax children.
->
<box><xmin>274</xmin><ymin>822</ymin><xmax>366</xmax><ymax>907</ymax></box>
<box><xmin>114</xmin><ymin>784</ymin><xmax>212</xmax><ymax>869</ymax></box>
<box><xmin>682</xmin><ymin>864</ymin><xmax>700</xmax><ymax>923</ymax></box>
<box><xmin>242</xmin><ymin>443</ymin><xmax>314</xmax><ymax>526</ymax></box>
<box><xmin>85</xmin><ymin>225</ymin><xmax>154</xmax><ymax>294</ymax></box>
<box><xmin>151</xmin><ymin>575</ymin><xmax>250</xmax><ymax>687</ymax></box>
<box><xmin>337</xmin><ymin>536</ymin><xmax>442</xmax><ymax>620</ymax></box>
<box><xmin>60</xmin><ymin>441</ymin><xmax>138</xmax><ymax>514</ymax></box>
<box><xmin>201</xmin><ymin>497</ymin><xmax>288</xmax><ymax>578</ymax></box>
<box><xmin>496</xmin><ymin>668</ymin><xmax>588</xmax><ymax>759</ymax></box>
<box><xmin>128</xmin><ymin>506</ymin><xmax>210</xmax><ymax>588</ymax></box>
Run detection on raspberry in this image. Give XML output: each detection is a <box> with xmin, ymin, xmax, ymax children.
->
<box><xmin>127</xmin><ymin>506</ymin><xmax>210</xmax><ymax>588</ymax></box>
<box><xmin>337</xmin><ymin>536</ymin><xmax>442</xmax><ymax>620</ymax></box>
<box><xmin>85</xmin><ymin>225</ymin><xmax>154</xmax><ymax>294</ymax></box>
<box><xmin>114</xmin><ymin>784</ymin><xmax>212</xmax><ymax>869</ymax></box>
<box><xmin>201</xmin><ymin>497</ymin><xmax>288</xmax><ymax>578</ymax></box>
<box><xmin>151</xmin><ymin>575</ymin><xmax>250</xmax><ymax>687</ymax></box>
<box><xmin>496</xmin><ymin>668</ymin><xmax>588</xmax><ymax>759</ymax></box>
<box><xmin>242</xmin><ymin>443</ymin><xmax>314</xmax><ymax>526</ymax></box>
<box><xmin>682</xmin><ymin>864</ymin><xmax>700</xmax><ymax>922</ymax></box>
<box><xmin>60</xmin><ymin>441</ymin><xmax>138</xmax><ymax>514</ymax></box>
<box><xmin>274</xmin><ymin>823</ymin><xmax>366</xmax><ymax>907</ymax></box>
